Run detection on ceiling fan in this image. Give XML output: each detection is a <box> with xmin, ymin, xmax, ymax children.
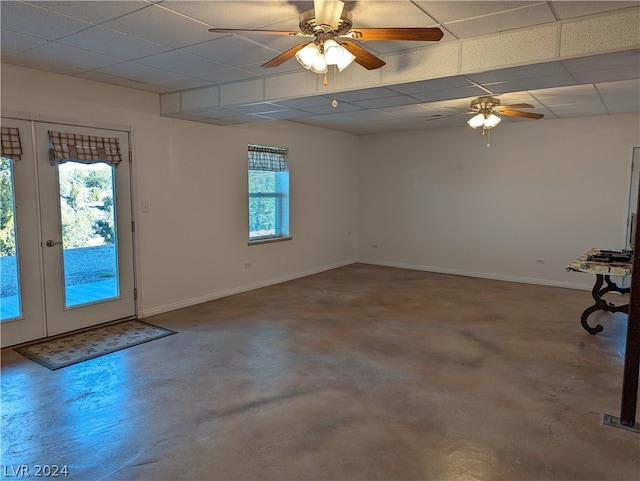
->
<box><xmin>208</xmin><ymin>0</ymin><xmax>443</xmax><ymax>73</ymax></box>
<box><xmin>461</xmin><ymin>96</ymin><xmax>544</xmax><ymax>147</ymax></box>
<box><xmin>466</xmin><ymin>96</ymin><xmax>544</xmax><ymax>127</ymax></box>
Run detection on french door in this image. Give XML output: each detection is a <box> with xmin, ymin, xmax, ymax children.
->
<box><xmin>1</xmin><ymin>119</ymin><xmax>136</xmax><ymax>347</ymax></box>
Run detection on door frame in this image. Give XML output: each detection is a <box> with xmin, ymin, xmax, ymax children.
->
<box><xmin>1</xmin><ymin>111</ymin><xmax>139</xmax><ymax>347</ymax></box>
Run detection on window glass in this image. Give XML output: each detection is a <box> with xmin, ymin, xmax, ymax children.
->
<box><xmin>248</xmin><ymin>146</ymin><xmax>289</xmax><ymax>241</ymax></box>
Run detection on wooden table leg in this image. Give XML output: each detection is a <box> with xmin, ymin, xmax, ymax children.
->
<box><xmin>581</xmin><ymin>274</ymin><xmax>630</xmax><ymax>335</ymax></box>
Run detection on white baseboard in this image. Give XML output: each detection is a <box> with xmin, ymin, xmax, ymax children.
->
<box><xmin>138</xmin><ymin>259</ymin><xmax>357</xmax><ymax>318</ymax></box>
<box><xmin>357</xmin><ymin>258</ymin><xmax>593</xmax><ymax>291</ymax></box>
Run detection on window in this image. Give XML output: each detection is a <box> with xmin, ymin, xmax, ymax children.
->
<box><xmin>248</xmin><ymin>144</ymin><xmax>289</xmax><ymax>242</ymax></box>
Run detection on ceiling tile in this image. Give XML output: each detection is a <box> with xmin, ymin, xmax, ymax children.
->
<box><xmin>230</xmin><ymin>102</ymin><xmax>288</xmax><ymax>115</ymax></box>
<box><xmin>0</xmin><ymin>53</ymin><xmax>85</xmax><ymax>77</ymax></box>
<box><xmin>351</xmin><ymin>95</ymin><xmax>418</xmax><ymax>109</ymax></box>
<box><xmin>156</xmin><ymin>76</ymin><xmax>217</xmax><ymax>91</ymax></box>
<box><xmin>301</xmin><ymin>101</ymin><xmax>363</xmax><ymax>115</ymax></box>
<box><xmin>77</xmin><ymin>70</ymin><xmax>172</xmax><ymax>93</ymax></box>
<box><xmin>277</xmin><ymin>96</ymin><xmax>336</xmax><ymax>109</ymax></box>
<box><xmin>158</xmin><ymin>1</ymin><xmax>302</xmax><ymax>30</ymax></box>
<box><xmin>440</xmin><ymin>3</ymin><xmax>556</xmax><ymax>39</ymax></box>
<box><xmin>1</xmin><ymin>1</ymin><xmax>93</xmax><ymax>40</ymax></box>
<box><xmin>135</xmin><ymin>50</ymin><xmax>228</xmax><ymax>75</ymax></box>
<box><xmin>58</xmin><ymin>25</ymin><xmax>171</xmax><ymax>60</ymax></box>
<box><xmin>0</xmin><ymin>29</ymin><xmax>48</xmax><ymax>55</ymax></box>
<box><xmin>252</xmin><ymin>109</ymin><xmax>313</xmax><ymax>120</ymax></box>
<box><xmin>348</xmin><ymin>1</ymin><xmax>437</xmax><ymax>28</ymax></box>
<box><xmin>466</xmin><ymin>61</ymin><xmax>573</xmax><ymax>84</ymax></box>
<box><xmin>388</xmin><ymin>76</ymin><xmax>477</xmax><ymax>95</ymax></box>
<box><xmin>18</xmin><ymin>42</ymin><xmax>124</xmax><ymax>71</ymax></box>
<box><xmin>416</xmin><ymin>1</ymin><xmax>541</xmax><ymax>23</ymax></box>
<box><xmin>335</xmin><ymin>87</ymin><xmax>400</xmax><ymax>102</ymax></box>
<box><xmin>411</xmin><ymin>85</ymin><xmax>490</xmax><ymax>102</ymax></box>
<box><xmin>194</xmin><ymin>67</ymin><xmax>260</xmax><ymax>85</ymax></box>
<box><xmin>550</xmin><ymin>1</ymin><xmax>640</xmax><ymax>19</ymax></box>
<box><xmin>597</xmin><ymin>79</ymin><xmax>640</xmax><ymax>113</ymax></box>
<box><xmin>95</xmin><ymin>61</ymin><xmax>189</xmax><ymax>84</ymax></box>
<box><xmin>184</xmin><ymin>36</ymin><xmax>283</xmax><ymax>67</ymax></box>
<box><xmin>563</xmin><ymin>49</ymin><xmax>640</xmax><ymax>83</ymax></box>
<box><xmin>101</xmin><ymin>4</ymin><xmax>213</xmax><ymax>48</ymax></box>
<box><xmin>481</xmin><ymin>74</ymin><xmax>578</xmax><ymax>94</ymax></box>
<box><xmin>27</xmin><ymin>1</ymin><xmax>152</xmax><ymax>24</ymax></box>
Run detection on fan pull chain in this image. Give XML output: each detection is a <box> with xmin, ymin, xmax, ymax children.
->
<box><xmin>332</xmin><ymin>66</ymin><xmax>338</xmax><ymax>108</ymax></box>
<box><xmin>486</xmin><ymin>128</ymin><xmax>491</xmax><ymax>148</ymax></box>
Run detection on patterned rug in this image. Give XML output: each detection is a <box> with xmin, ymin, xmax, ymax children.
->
<box><xmin>14</xmin><ymin>320</ymin><xmax>177</xmax><ymax>370</ymax></box>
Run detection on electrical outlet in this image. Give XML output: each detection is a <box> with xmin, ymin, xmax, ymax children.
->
<box><xmin>244</xmin><ymin>262</ymin><xmax>252</xmax><ymax>269</ymax></box>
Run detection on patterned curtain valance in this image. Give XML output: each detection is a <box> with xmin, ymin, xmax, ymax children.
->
<box><xmin>49</xmin><ymin>130</ymin><xmax>123</xmax><ymax>167</ymax></box>
<box><xmin>248</xmin><ymin>144</ymin><xmax>287</xmax><ymax>172</ymax></box>
<box><xmin>1</xmin><ymin>127</ymin><xmax>23</xmax><ymax>161</ymax></box>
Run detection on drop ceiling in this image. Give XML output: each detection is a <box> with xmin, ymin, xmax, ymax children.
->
<box><xmin>2</xmin><ymin>1</ymin><xmax>639</xmax><ymax>134</ymax></box>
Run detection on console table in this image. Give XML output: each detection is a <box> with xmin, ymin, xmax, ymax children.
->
<box><xmin>567</xmin><ymin>249</ymin><xmax>633</xmax><ymax>335</ymax></box>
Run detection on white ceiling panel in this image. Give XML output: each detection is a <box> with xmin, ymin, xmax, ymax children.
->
<box><xmin>193</xmin><ymin>67</ymin><xmax>260</xmax><ymax>85</ymax></box>
<box><xmin>301</xmin><ymin>101</ymin><xmax>364</xmax><ymax>115</ymax></box>
<box><xmin>135</xmin><ymin>49</ymin><xmax>228</xmax><ymax>75</ymax></box>
<box><xmin>77</xmin><ymin>69</ymin><xmax>172</xmax><ymax>93</ymax></box>
<box><xmin>101</xmin><ymin>4</ymin><xmax>213</xmax><ymax>48</ymax></box>
<box><xmin>184</xmin><ymin>36</ymin><xmax>282</xmax><ymax>67</ymax></box>
<box><xmin>410</xmin><ymin>85</ymin><xmax>490</xmax><ymax>102</ymax></box>
<box><xmin>0</xmin><ymin>29</ymin><xmax>48</xmax><ymax>54</ymax></box>
<box><xmin>388</xmin><ymin>76</ymin><xmax>477</xmax><ymax>95</ymax></box>
<box><xmin>1</xmin><ymin>1</ymin><xmax>638</xmax><ymax>134</ymax></box>
<box><xmin>95</xmin><ymin>60</ymin><xmax>192</xmax><ymax>84</ymax></box>
<box><xmin>549</xmin><ymin>1</ymin><xmax>639</xmax><ymax>19</ymax></box>
<box><xmin>18</xmin><ymin>42</ymin><xmax>124</xmax><ymax>70</ymax></box>
<box><xmin>597</xmin><ymin>79</ymin><xmax>640</xmax><ymax>113</ymax></box>
<box><xmin>349</xmin><ymin>2</ymin><xmax>438</xmax><ymax>27</ymax></box>
<box><xmin>159</xmin><ymin>1</ymin><xmax>302</xmax><ymax>30</ymax></box>
<box><xmin>1</xmin><ymin>53</ymin><xmax>86</xmax><ymax>77</ymax></box>
<box><xmin>1</xmin><ymin>1</ymin><xmax>93</xmax><ymax>40</ymax></box>
<box><xmin>415</xmin><ymin>1</ymin><xmax>541</xmax><ymax>23</ymax></box>
<box><xmin>438</xmin><ymin>3</ymin><xmax>556</xmax><ymax>39</ymax></box>
<box><xmin>351</xmin><ymin>94</ymin><xmax>418</xmax><ymax>109</ymax></box>
<box><xmin>27</xmin><ymin>1</ymin><xmax>152</xmax><ymax>24</ymax></box>
<box><xmin>57</xmin><ymin>25</ymin><xmax>171</xmax><ymax>60</ymax></box>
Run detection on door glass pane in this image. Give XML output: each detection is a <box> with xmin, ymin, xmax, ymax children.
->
<box><xmin>58</xmin><ymin>162</ymin><xmax>119</xmax><ymax>307</ymax></box>
<box><xmin>0</xmin><ymin>157</ymin><xmax>22</xmax><ymax>321</ymax></box>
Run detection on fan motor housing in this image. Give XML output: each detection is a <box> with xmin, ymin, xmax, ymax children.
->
<box><xmin>471</xmin><ymin>96</ymin><xmax>500</xmax><ymax>110</ymax></box>
<box><xmin>299</xmin><ymin>9</ymin><xmax>353</xmax><ymax>35</ymax></box>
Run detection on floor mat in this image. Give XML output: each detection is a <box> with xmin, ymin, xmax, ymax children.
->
<box><xmin>14</xmin><ymin>320</ymin><xmax>177</xmax><ymax>370</ymax></box>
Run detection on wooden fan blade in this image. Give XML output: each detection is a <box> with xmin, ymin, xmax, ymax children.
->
<box><xmin>261</xmin><ymin>43</ymin><xmax>308</xmax><ymax>68</ymax></box>
<box><xmin>348</xmin><ymin>27</ymin><xmax>443</xmax><ymax>41</ymax></box>
<box><xmin>314</xmin><ymin>0</ymin><xmax>344</xmax><ymax>28</ymax></box>
<box><xmin>499</xmin><ymin>109</ymin><xmax>544</xmax><ymax>120</ymax></box>
<box><xmin>341</xmin><ymin>41</ymin><xmax>386</xmax><ymax>70</ymax></box>
<box><xmin>208</xmin><ymin>28</ymin><xmax>302</xmax><ymax>36</ymax></box>
<box><xmin>501</xmin><ymin>103</ymin><xmax>535</xmax><ymax>109</ymax></box>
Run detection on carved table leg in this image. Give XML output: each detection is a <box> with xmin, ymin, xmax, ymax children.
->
<box><xmin>581</xmin><ymin>274</ymin><xmax>630</xmax><ymax>335</ymax></box>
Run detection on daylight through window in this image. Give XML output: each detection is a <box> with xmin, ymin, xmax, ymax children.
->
<box><xmin>248</xmin><ymin>145</ymin><xmax>289</xmax><ymax>242</ymax></box>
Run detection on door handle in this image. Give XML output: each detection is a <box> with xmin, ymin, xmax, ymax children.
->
<box><xmin>45</xmin><ymin>240</ymin><xmax>62</xmax><ymax>247</ymax></box>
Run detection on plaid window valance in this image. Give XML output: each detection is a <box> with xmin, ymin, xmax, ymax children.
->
<box><xmin>1</xmin><ymin>127</ymin><xmax>23</xmax><ymax>161</ymax></box>
<box><xmin>248</xmin><ymin>144</ymin><xmax>287</xmax><ymax>172</ymax></box>
<box><xmin>49</xmin><ymin>130</ymin><xmax>123</xmax><ymax>167</ymax></box>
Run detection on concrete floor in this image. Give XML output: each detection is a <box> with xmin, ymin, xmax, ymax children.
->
<box><xmin>1</xmin><ymin>264</ymin><xmax>639</xmax><ymax>480</ymax></box>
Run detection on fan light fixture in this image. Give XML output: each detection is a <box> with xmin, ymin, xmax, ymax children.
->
<box><xmin>467</xmin><ymin>113</ymin><xmax>502</xmax><ymax>129</ymax></box>
<box><xmin>295</xmin><ymin>39</ymin><xmax>355</xmax><ymax>74</ymax></box>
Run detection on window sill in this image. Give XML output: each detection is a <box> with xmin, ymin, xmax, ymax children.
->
<box><xmin>248</xmin><ymin>236</ymin><xmax>292</xmax><ymax>246</ymax></box>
